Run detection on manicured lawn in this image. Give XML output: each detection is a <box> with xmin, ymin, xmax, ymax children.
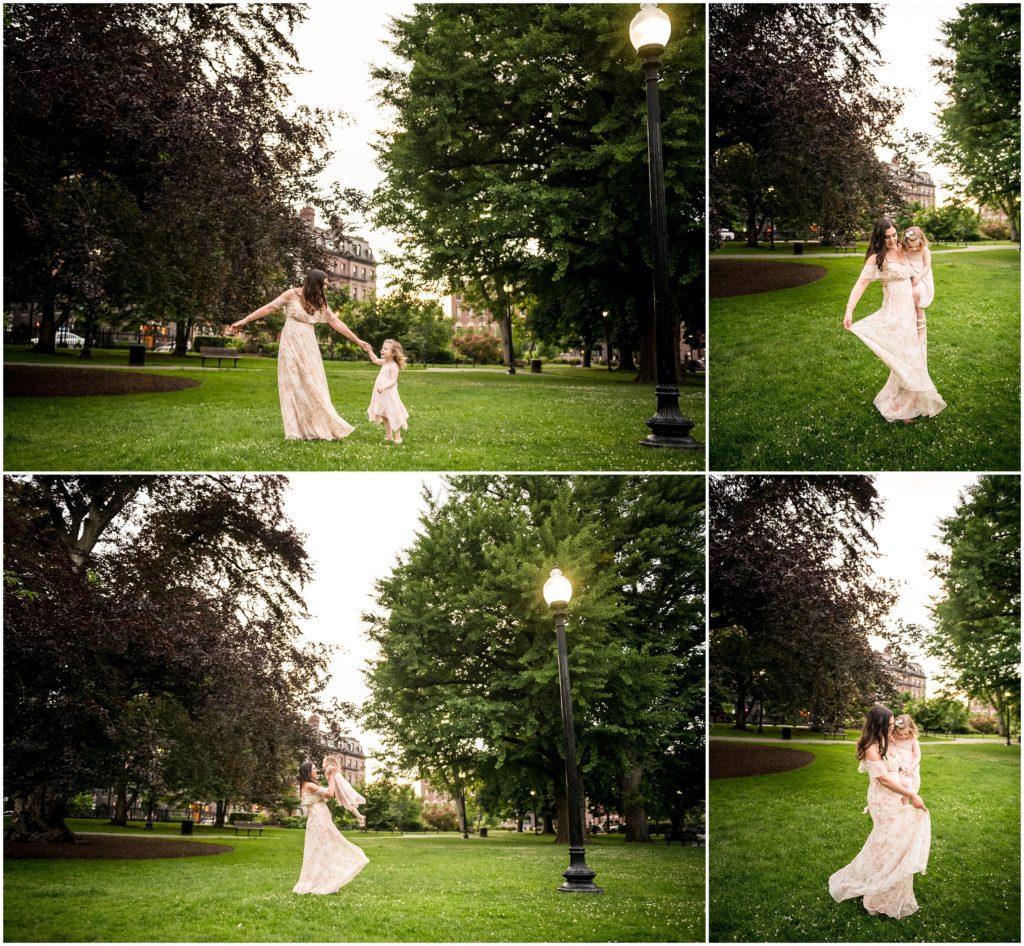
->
<box><xmin>2</xmin><ymin>350</ymin><xmax>704</xmax><ymax>471</ymax></box>
<box><xmin>709</xmin><ymin>723</ymin><xmax>1004</xmax><ymax>743</ymax></box>
<box><xmin>709</xmin><ymin>249</ymin><xmax>1020</xmax><ymax>471</ymax></box>
<box><xmin>709</xmin><ymin>741</ymin><xmax>1020</xmax><ymax>943</ymax></box>
<box><xmin>3</xmin><ymin>825</ymin><xmax>702</xmax><ymax>942</ymax></box>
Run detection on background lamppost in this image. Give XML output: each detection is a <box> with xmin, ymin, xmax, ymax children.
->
<box><xmin>543</xmin><ymin>569</ymin><xmax>602</xmax><ymax>894</ymax></box>
<box><xmin>458</xmin><ymin>770</ymin><xmax>469</xmax><ymax>839</ymax></box>
<box><xmin>629</xmin><ymin>4</ymin><xmax>701</xmax><ymax>451</ymax></box>
<box><xmin>530</xmin><ymin>789</ymin><xmax>538</xmax><ymax>835</ymax></box>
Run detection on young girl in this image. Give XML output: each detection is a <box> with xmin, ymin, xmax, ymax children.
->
<box><xmin>901</xmin><ymin>227</ymin><xmax>933</xmax><ymax>342</ymax></box>
<box><xmin>366</xmin><ymin>338</ymin><xmax>410</xmax><ymax>444</ymax></box>
<box><xmin>890</xmin><ymin>713</ymin><xmax>922</xmax><ymax>806</ymax></box>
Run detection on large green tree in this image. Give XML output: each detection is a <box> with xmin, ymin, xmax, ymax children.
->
<box><xmin>373</xmin><ymin>4</ymin><xmax>704</xmax><ymax>380</ymax></box>
<box><xmin>710</xmin><ymin>476</ymin><xmax>898</xmax><ymax>730</ymax></box>
<box><xmin>932</xmin><ymin>5</ymin><xmax>1021</xmax><ymax>241</ymax></box>
<box><xmin>362</xmin><ymin>475</ymin><xmax>703</xmax><ymax>844</ymax></box>
<box><xmin>928</xmin><ymin>476</ymin><xmax>1021</xmax><ymax>744</ymax></box>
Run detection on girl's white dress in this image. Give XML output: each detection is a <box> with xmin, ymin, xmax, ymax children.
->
<box><xmin>277</xmin><ymin>297</ymin><xmax>355</xmax><ymax>440</ymax></box>
<box><xmin>891</xmin><ymin>737</ymin><xmax>922</xmax><ymax>798</ymax></box>
<box><xmin>292</xmin><ymin>786</ymin><xmax>368</xmax><ymax>895</ymax></box>
<box><xmin>828</xmin><ymin>754</ymin><xmax>931</xmax><ymax>919</ymax></box>
<box><xmin>367</xmin><ymin>361</ymin><xmax>409</xmax><ymax>431</ymax></box>
<box><xmin>850</xmin><ymin>256</ymin><xmax>946</xmax><ymax>421</ymax></box>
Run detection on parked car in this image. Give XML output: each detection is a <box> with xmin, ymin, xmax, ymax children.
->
<box><xmin>153</xmin><ymin>343</ymin><xmax>175</xmax><ymax>353</ymax></box>
<box><xmin>718</xmin><ymin>229</ymin><xmax>735</xmax><ymax>241</ymax></box>
<box><xmin>30</xmin><ymin>330</ymin><xmax>85</xmax><ymax>348</ymax></box>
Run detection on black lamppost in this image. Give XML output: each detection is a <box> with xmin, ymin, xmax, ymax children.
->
<box><xmin>630</xmin><ymin>4</ymin><xmax>701</xmax><ymax>451</ymax></box>
<box><xmin>530</xmin><ymin>789</ymin><xmax>538</xmax><ymax>835</ymax></box>
<box><xmin>543</xmin><ymin>569</ymin><xmax>602</xmax><ymax>894</ymax></box>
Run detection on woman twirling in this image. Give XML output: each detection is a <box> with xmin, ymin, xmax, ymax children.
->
<box><xmin>843</xmin><ymin>218</ymin><xmax>946</xmax><ymax>422</ymax></box>
<box><xmin>293</xmin><ymin>759</ymin><xmax>368</xmax><ymax>895</ymax></box>
<box><xmin>828</xmin><ymin>704</ymin><xmax>931</xmax><ymax>919</ymax></box>
<box><xmin>232</xmin><ymin>270</ymin><xmax>372</xmax><ymax>440</ymax></box>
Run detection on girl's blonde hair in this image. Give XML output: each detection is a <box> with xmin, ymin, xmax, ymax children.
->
<box><xmin>383</xmin><ymin>338</ymin><xmax>407</xmax><ymax>369</ymax></box>
<box><xmin>322</xmin><ymin>754</ymin><xmax>342</xmax><ymax>772</ymax></box>
<box><xmin>893</xmin><ymin>713</ymin><xmax>919</xmax><ymax>739</ymax></box>
<box><xmin>900</xmin><ymin>227</ymin><xmax>929</xmax><ymax>252</ymax></box>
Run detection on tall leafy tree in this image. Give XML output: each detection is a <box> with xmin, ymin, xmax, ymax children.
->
<box><xmin>931</xmin><ymin>4</ymin><xmax>1021</xmax><ymax>241</ymax></box>
<box><xmin>373</xmin><ymin>4</ymin><xmax>704</xmax><ymax>380</ymax></box>
<box><xmin>362</xmin><ymin>475</ymin><xmax>703</xmax><ymax>843</ymax></box>
<box><xmin>710</xmin><ymin>476</ymin><xmax>898</xmax><ymax>730</ymax></box>
<box><xmin>928</xmin><ymin>476</ymin><xmax>1021</xmax><ymax>744</ymax></box>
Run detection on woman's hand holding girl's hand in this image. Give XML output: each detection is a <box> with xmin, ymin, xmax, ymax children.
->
<box><xmin>231</xmin><ymin>318</ymin><xmax>246</xmax><ymax>330</ymax></box>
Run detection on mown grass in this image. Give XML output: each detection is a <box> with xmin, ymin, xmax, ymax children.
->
<box><xmin>709</xmin><ymin>741</ymin><xmax>1020</xmax><ymax>942</ymax></box>
<box><xmin>709</xmin><ymin>249</ymin><xmax>1020</xmax><ymax>471</ymax></box>
<box><xmin>2</xmin><ymin>350</ymin><xmax>704</xmax><ymax>471</ymax></box>
<box><xmin>3</xmin><ymin>825</ymin><xmax>702</xmax><ymax>942</ymax></box>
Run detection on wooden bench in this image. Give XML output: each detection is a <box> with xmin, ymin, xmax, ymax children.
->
<box><xmin>834</xmin><ymin>243</ymin><xmax>858</xmax><ymax>253</ymax></box>
<box><xmin>229</xmin><ymin>822</ymin><xmax>266</xmax><ymax>837</ymax></box>
<box><xmin>199</xmin><ymin>346</ymin><xmax>241</xmax><ymax>367</ymax></box>
<box><xmin>823</xmin><ymin>726</ymin><xmax>848</xmax><ymax>739</ymax></box>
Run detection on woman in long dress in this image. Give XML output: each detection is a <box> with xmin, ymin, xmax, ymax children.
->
<box><xmin>231</xmin><ymin>270</ymin><xmax>372</xmax><ymax>439</ymax></box>
<box><xmin>829</xmin><ymin>704</ymin><xmax>931</xmax><ymax>919</ymax></box>
<box><xmin>843</xmin><ymin>218</ymin><xmax>946</xmax><ymax>422</ymax></box>
<box><xmin>293</xmin><ymin>759</ymin><xmax>368</xmax><ymax>895</ymax></box>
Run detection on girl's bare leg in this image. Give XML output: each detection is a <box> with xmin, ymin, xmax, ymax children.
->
<box><xmin>393</xmin><ymin>426</ymin><xmax>403</xmax><ymax>445</ymax></box>
<box><xmin>384</xmin><ymin>418</ymin><xmax>394</xmax><ymax>442</ymax></box>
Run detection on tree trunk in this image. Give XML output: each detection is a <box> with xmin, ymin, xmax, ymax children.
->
<box><xmin>456</xmin><ymin>792</ymin><xmax>468</xmax><ymax>835</ymax></box>
<box><xmin>621</xmin><ymin>764</ymin><xmax>650</xmax><ymax>842</ymax></box>
<box><xmin>745</xmin><ymin>197</ymin><xmax>759</xmax><ymax>247</ymax></box>
<box><xmin>79</xmin><ymin>304</ymin><xmax>95</xmax><ymax>359</ymax></box>
<box><xmin>215</xmin><ymin>799</ymin><xmax>227</xmax><ymax>829</ymax></box>
<box><xmin>5</xmin><ymin>787</ymin><xmax>75</xmax><ymax>843</ymax></box>
<box><xmin>635</xmin><ymin>284</ymin><xmax>656</xmax><ymax>382</ymax></box>
<box><xmin>619</xmin><ymin>343</ymin><xmax>637</xmax><ymax>372</ymax></box>
<box><xmin>516</xmin><ymin>814</ymin><xmax>524</xmax><ymax>832</ymax></box>
<box><xmin>498</xmin><ymin>309</ymin><xmax>514</xmax><ymax>371</ymax></box>
<box><xmin>110</xmin><ymin>782</ymin><xmax>134</xmax><ymax>827</ymax></box>
<box><xmin>554</xmin><ymin>792</ymin><xmax>569</xmax><ymax>844</ymax></box>
<box><xmin>542</xmin><ymin>812</ymin><xmax>554</xmax><ymax>834</ymax></box>
<box><xmin>174</xmin><ymin>318</ymin><xmax>191</xmax><ymax>357</ymax></box>
<box><xmin>734</xmin><ymin>675</ymin><xmax>748</xmax><ymax>730</ymax></box>
<box><xmin>581</xmin><ymin>334</ymin><xmax>592</xmax><ymax>369</ymax></box>
<box><xmin>33</xmin><ymin>292</ymin><xmax>57</xmax><ymax>355</ymax></box>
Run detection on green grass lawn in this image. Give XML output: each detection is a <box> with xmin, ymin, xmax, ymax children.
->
<box><xmin>709</xmin><ymin>723</ymin><xmax>1005</xmax><ymax>743</ymax></box>
<box><xmin>709</xmin><ymin>249</ymin><xmax>1020</xmax><ymax>471</ymax></box>
<box><xmin>3</xmin><ymin>825</ymin><xmax>702</xmax><ymax>942</ymax></box>
<box><xmin>711</xmin><ymin>241</ymin><xmax>1018</xmax><ymax>255</ymax></box>
<box><xmin>2</xmin><ymin>350</ymin><xmax>704</xmax><ymax>471</ymax></box>
<box><xmin>709</xmin><ymin>741</ymin><xmax>1020</xmax><ymax>942</ymax></box>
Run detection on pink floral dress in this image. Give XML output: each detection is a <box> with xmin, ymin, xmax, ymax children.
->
<box><xmin>367</xmin><ymin>361</ymin><xmax>409</xmax><ymax>431</ymax></box>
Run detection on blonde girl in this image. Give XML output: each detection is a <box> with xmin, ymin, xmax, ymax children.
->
<box><xmin>366</xmin><ymin>338</ymin><xmax>410</xmax><ymax>443</ymax></box>
<box><xmin>901</xmin><ymin>227</ymin><xmax>933</xmax><ymax>342</ymax></box>
<box><xmin>890</xmin><ymin>713</ymin><xmax>922</xmax><ymax>805</ymax></box>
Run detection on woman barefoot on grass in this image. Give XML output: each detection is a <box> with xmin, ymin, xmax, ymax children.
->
<box><xmin>231</xmin><ymin>270</ymin><xmax>372</xmax><ymax>440</ymax></box>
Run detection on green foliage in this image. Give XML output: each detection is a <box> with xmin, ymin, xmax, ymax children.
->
<box><xmin>710</xmin><ymin>742</ymin><xmax>1020</xmax><ymax>942</ymax></box>
<box><xmin>279</xmin><ymin>815</ymin><xmax>307</xmax><ymax>829</ymax></box>
<box><xmin>915</xmin><ymin>202</ymin><xmax>983</xmax><ymax>242</ymax></box>
<box><xmin>932</xmin><ymin>4</ymin><xmax>1021</xmax><ymax>240</ymax></box>
<box><xmin>904</xmin><ymin>695</ymin><xmax>971</xmax><ymax>734</ymax></box>
<box><xmin>451</xmin><ymin>332</ymin><xmax>502</xmax><ymax>365</ymax></box>
<box><xmin>361</xmin><ymin>779</ymin><xmax>423</xmax><ymax>831</ymax></box>
<box><xmin>928</xmin><ymin>475</ymin><xmax>1021</xmax><ymax>740</ymax></box>
<box><xmin>192</xmin><ymin>335</ymin><xmax>233</xmax><ymax>352</ymax></box>
<box><xmin>421</xmin><ymin>803</ymin><xmax>460</xmax><ymax>832</ymax></box>
<box><xmin>969</xmin><ymin>714</ymin><xmax>999</xmax><ymax>734</ymax></box>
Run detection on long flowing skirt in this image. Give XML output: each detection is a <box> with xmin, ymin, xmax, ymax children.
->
<box><xmin>278</xmin><ymin>319</ymin><xmax>355</xmax><ymax>440</ymax></box>
<box><xmin>293</xmin><ymin>802</ymin><xmax>368</xmax><ymax>895</ymax></box>
<box><xmin>829</xmin><ymin>804</ymin><xmax>931</xmax><ymax>919</ymax></box>
<box><xmin>851</xmin><ymin>281</ymin><xmax>946</xmax><ymax>421</ymax></box>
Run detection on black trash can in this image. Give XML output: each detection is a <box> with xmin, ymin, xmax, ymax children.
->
<box><xmin>479</xmin><ymin>827</ymin><xmax>488</xmax><ymax>838</ymax></box>
<box><xmin>530</xmin><ymin>359</ymin><xmax>542</xmax><ymax>373</ymax></box>
<box><xmin>129</xmin><ymin>343</ymin><xmax>146</xmax><ymax>366</ymax></box>
<box><xmin>793</xmin><ymin>242</ymin><xmax>804</xmax><ymax>256</ymax></box>
<box><xmin>180</xmin><ymin>819</ymin><xmax>194</xmax><ymax>836</ymax></box>
<box><xmin>781</xmin><ymin>726</ymin><xmax>793</xmax><ymax>740</ymax></box>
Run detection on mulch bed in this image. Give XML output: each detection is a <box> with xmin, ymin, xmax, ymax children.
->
<box><xmin>4</xmin><ymin>365</ymin><xmax>200</xmax><ymax>397</ymax></box>
<box><xmin>710</xmin><ymin>743</ymin><xmax>815</xmax><ymax>779</ymax></box>
<box><xmin>710</xmin><ymin>260</ymin><xmax>828</xmax><ymax>298</ymax></box>
<box><xmin>4</xmin><ymin>835</ymin><xmax>233</xmax><ymax>859</ymax></box>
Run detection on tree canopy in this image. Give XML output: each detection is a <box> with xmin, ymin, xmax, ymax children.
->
<box><xmin>361</xmin><ymin>475</ymin><xmax>704</xmax><ymax>843</ymax></box>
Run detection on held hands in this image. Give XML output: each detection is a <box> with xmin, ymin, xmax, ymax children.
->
<box><xmin>230</xmin><ymin>318</ymin><xmax>246</xmax><ymax>330</ymax></box>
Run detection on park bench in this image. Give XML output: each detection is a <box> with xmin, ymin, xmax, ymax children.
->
<box><xmin>229</xmin><ymin>822</ymin><xmax>266</xmax><ymax>837</ymax></box>
<box><xmin>199</xmin><ymin>346</ymin><xmax>242</xmax><ymax>368</ymax></box>
<box><xmin>823</xmin><ymin>726</ymin><xmax>848</xmax><ymax>739</ymax></box>
<box><xmin>834</xmin><ymin>243</ymin><xmax>858</xmax><ymax>253</ymax></box>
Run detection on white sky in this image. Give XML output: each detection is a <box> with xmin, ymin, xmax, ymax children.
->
<box><xmin>872</xmin><ymin>1</ymin><xmax>962</xmax><ymax>205</ymax></box>
<box><xmin>869</xmin><ymin>472</ymin><xmax>980</xmax><ymax>695</ymax></box>
<box><xmin>287</xmin><ymin>2</ymin><xmax>415</xmax><ymax>293</ymax></box>
<box><xmin>284</xmin><ymin>473</ymin><xmax>443</xmax><ymax>778</ymax></box>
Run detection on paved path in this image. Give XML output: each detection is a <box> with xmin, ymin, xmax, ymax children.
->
<box><xmin>75</xmin><ymin>831</ymin><xmax>269</xmax><ymax>840</ymax></box>
<box><xmin>715</xmin><ymin>244</ymin><xmax>1018</xmax><ymax>261</ymax></box>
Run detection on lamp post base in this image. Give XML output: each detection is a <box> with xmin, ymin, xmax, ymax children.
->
<box><xmin>559</xmin><ymin>855</ymin><xmax>604</xmax><ymax>894</ymax></box>
<box><xmin>640</xmin><ymin>385</ymin><xmax>702</xmax><ymax>450</ymax></box>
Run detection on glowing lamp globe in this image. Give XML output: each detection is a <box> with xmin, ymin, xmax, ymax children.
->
<box><xmin>543</xmin><ymin>569</ymin><xmax>573</xmax><ymax>609</ymax></box>
<box><xmin>629</xmin><ymin>4</ymin><xmax>671</xmax><ymax>55</ymax></box>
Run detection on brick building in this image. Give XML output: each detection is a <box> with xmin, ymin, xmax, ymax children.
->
<box><xmin>299</xmin><ymin>206</ymin><xmax>377</xmax><ymax>301</ymax></box>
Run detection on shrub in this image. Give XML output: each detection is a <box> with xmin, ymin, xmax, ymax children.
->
<box><xmin>280</xmin><ymin>816</ymin><xmax>307</xmax><ymax>829</ymax></box>
<box><xmin>980</xmin><ymin>220</ymin><xmax>1011</xmax><ymax>240</ymax></box>
<box><xmin>192</xmin><ymin>335</ymin><xmax>233</xmax><ymax>352</ymax></box>
<box><xmin>66</xmin><ymin>792</ymin><xmax>95</xmax><ymax>818</ymax></box>
<box><xmin>228</xmin><ymin>812</ymin><xmax>254</xmax><ymax>823</ymax></box>
<box><xmin>422</xmin><ymin>804</ymin><xmax>460</xmax><ymax>831</ymax></box>
<box><xmin>452</xmin><ymin>332</ymin><xmax>502</xmax><ymax>364</ymax></box>
<box><xmin>969</xmin><ymin>714</ymin><xmax>999</xmax><ymax>734</ymax></box>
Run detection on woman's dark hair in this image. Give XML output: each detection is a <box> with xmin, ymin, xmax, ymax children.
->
<box><xmin>300</xmin><ymin>269</ymin><xmax>328</xmax><ymax>315</ymax></box>
<box><xmin>298</xmin><ymin>759</ymin><xmax>316</xmax><ymax>790</ymax></box>
<box><xmin>866</xmin><ymin>217</ymin><xmax>896</xmax><ymax>270</ymax></box>
<box><xmin>856</xmin><ymin>704</ymin><xmax>893</xmax><ymax>761</ymax></box>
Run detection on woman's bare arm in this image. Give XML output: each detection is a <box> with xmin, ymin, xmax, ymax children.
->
<box><xmin>232</xmin><ymin>289</ymin><xmax>293</xmax><ymax>329</ymax></box>
<box><xmin>326</xmin><ymin>311</ymin><xmax>371</xmax><ymax>351</ymax></box>
<box><xmin>865</xmin><ymin>745</ymin><xmax>926</xmax><ymax>808</ymax></box>
<box><xmin>843</xmin><ymin>276</ymin><xmax>873</xmax><ymax>329</ymax></box>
